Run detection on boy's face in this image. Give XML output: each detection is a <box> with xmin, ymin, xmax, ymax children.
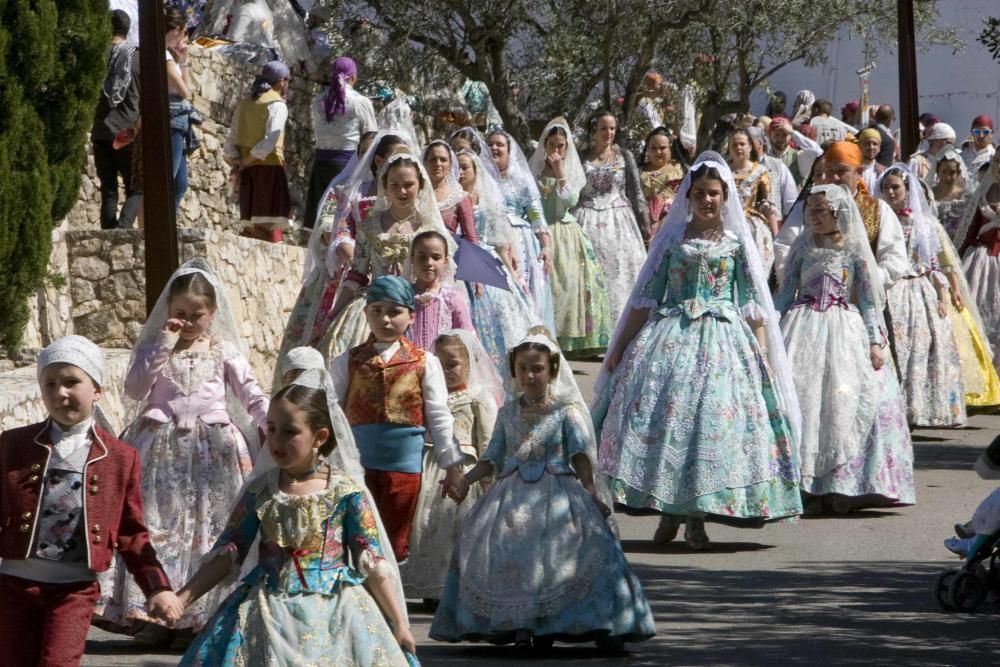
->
<box><xmin>40</xmin><ymin>363</ymin><xmax>102</xmax><ymax>428</ymax></box>
<box><xmin>364</xmin><ymin>300</ymin><xmax>414</xmax><ymax>342</ymax></box>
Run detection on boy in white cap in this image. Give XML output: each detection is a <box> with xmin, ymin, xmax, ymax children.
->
<box><xmin>0</xmin><ymin>335</ymin><xmax>182</xmax><ymax>666</ymax></box>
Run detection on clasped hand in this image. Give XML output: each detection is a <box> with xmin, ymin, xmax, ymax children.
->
<box><xmin>147</xmin><ymin>590</ymin><xmax>184</xmax><ymax>626</ymax></box>
<box><xmin>440</xmin><ymin>466</ymin><xmax>469</xmax><ymax>503</ymax></box>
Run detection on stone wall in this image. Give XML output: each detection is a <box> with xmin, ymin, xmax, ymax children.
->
<box><xmin>14</xmin><ymin>223</ymin><xmax>75</xmax><ymax>363</ymax></box>
<box><xmin>66</xmin><ymin>45</ymin><xmax>322</xmax><ymax>233</ymax></box>
<box><xmin>0</xmin><ymin>349</ymin><xmax>131</xmax><ymax>434</ymax></box>
<box><xmin>67</xmin><ymin>229</ymin><xmax>305</xmax><ymax>384</ymax></box>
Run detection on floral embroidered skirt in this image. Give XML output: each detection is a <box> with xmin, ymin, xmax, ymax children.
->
<box><xmin>549</xmin><ymin>220</ymin><xmax>612</xmax><ymax>356</ymax></box>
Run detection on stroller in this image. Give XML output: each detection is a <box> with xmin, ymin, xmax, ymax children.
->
<box><xmin>932</xmin><ymin>435</ymin><xmax>1000</xmax><ymax>612</ymax></box>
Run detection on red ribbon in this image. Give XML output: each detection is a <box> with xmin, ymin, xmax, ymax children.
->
<box><xmin>289</xmin><ymin>548</ymin><xmax>312</xmax><ymax>589</ymax></box>
<box><xmin>897</xmin><ymin>208</ymin><xmax>912</xmax><ymax>217</ymax></box>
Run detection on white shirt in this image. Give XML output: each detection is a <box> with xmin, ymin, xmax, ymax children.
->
<box><xmin>963</xmin><ymin>144</ymin><xmax>995</xmax><ymax>184</ymax></box>
<box><xmin>861</xmin><ymin>161</ymin><xmax>881</xmax><ymax>196</ymax></box>
<box><xmin>311</xmin><ymin>85</ymin><xmax>378</xmax><ymax>151</ymax></box>
<box><xmin>330</xmin><ymin>341</ymin><xmax>463</xmax><ymax>469</ymax></box>
<box><xmin>762</xmin><ymin>154</ymin><xmax>798</xmax><ymax>217</ymax></box>
<box><xmin>227</xmin><ymin>1</ymin><xmax>275</xmax><ymax>48</ymax></box>
<box><xmin>224</xmin><ymin>99</ymin><xmax>289</xmax><ymax>161</ymax></box>
<box><xmin>809</xmin><ymin>115</ymin><xmax>856</xmax><ymax>145</ymax></box>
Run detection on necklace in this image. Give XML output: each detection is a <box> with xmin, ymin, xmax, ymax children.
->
<box><xmin>284</xmin><ymin>460</ymin><xmax>325</xmax><ymax>486</ymax></box>
<box><xmin>390</xmin><ymin>208</ymin><xmax>415</xmax><ymax>224</ymax></box>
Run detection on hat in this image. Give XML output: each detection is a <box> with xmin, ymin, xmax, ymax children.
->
<box><xmin>925</xmin><ymin>122</ymin><xmax>956</xmax><ymax>142</ymax></box>
<box><xmin>366</xmin><ymin>275</ymin><xmax>415</xmax><ymax>310</ymax></box>
<box><xmin>261</xmin><ymin>60</ymin><xmax>290</xmax><ymax>84</ymax></box>
<box><xmin>824</xmin><ymin>141</ymin><xmax>863</xmax><ymax>168</ymax></box>
<box><xmin>857</xmin><ymin>128</ymin><xmax>881</xmax><ymax>143</ymax></box>
<box><xmin>842</xmin><ymin>100</ymin><xmax>859</xmax><ymax>113</ymax></box>
<box><xmin>279</xmin><ymin>346</ymin><xmax>326</xmax><ymax>378</ymax></box>
<box><xmin>38</xmin><ymin>335</ymin><xmax>105</xmax><ymax>387</ymax></box>
<box><xmin>972</xmin><ymin>115</ymin><xmax>994</xmax><ymax>131</ymax></box>
<box><xmin>769</xmin><ymin>116</ymin><xmax>792</xmax><ymax>133</ymax></box>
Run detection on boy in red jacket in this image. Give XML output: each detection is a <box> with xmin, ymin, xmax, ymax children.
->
<box><xmin>0</xmin><ymin>335</ymin><xmax>182</xmax><ymax>667</ymax></box>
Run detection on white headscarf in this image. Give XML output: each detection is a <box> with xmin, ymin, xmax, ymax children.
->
<box><xmin>876</xmin><ymin>163</ymin><xmax>942</xmax><ymax>268</ymax></box>
<box><xmin>487</xmin><ymin>129</ymin><xmax>544</xmax><ymax>207</ymax></box>
<box><xmin>422</xmin><ymin>139</ymin><xmax>464</xmax><ymax>209</ymax></box>
<box><xmin>377</xmin><ymin>95</ymin><xmax>419</xmax><ymax>148</ymax></box>
<box><xmin>38</xmin><ymin>335</ymin><xmax>105</xmax><ymax>387</ymax></box>
<box><xmin>528</xmin><ymin>118</ymin><xmax>586</xmax><ymax>196</ymax></box>
<box><xmin>455</xmin><ymin>148</ymin><xmax>515</xmax><ymax>250</ymax></box>
<box><xmin>278</xmin><ymin>346</ymin><xmax>326</xmax><ymax>380</ymax></box>
<box><xmin>449</xmin><ymin>127</ymin><xmax>500</xmax><ymax>181</ymax></box>
<box><xmin>934</xmin><ymin>145</ymin><xmax>973</xmax><ymax>192</ymax></box>
<box><xmin>599</xmin><ymin>151</ymin><xmax>802</xmax><ymax>445</ymax></box>
<box><xmin>431</xmin><ymin>328</ymin><xmax>504</xmax><ymax>408</ymax></box>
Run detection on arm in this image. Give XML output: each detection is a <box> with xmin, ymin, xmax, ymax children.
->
<box><xmin>248</xmin><ymin>102</ymin><xmax>288</xmax><ymax>163</ymax></box>
<box><xmin>564</xmin><ymin>407</ymin><xmax>610</xmax><ymax>517</ymax></box>
<box><xmin>772</xmin><ymin>249</ymin><xmax>802</xmax><ymax>314</ymax></box>
<box><xmin>853</xmin><ymin>256</ymin><xmax>885</xmax><ymax>346</ymax></box>
<box><xmin>422</xmin><ymin>354</ymin><xmax>463</xmax><ymax>470</ymax></box>
<box><xmin>165</xmin><ymin>53</ymin><xmax>190</xmax><ymax>100</ymax></box>
<box><xmin>774</xmin><ymin>201</ymin><xmax>804</xmax><ymax>284</ymax></box>
<box><xmin>356</xmin><ymin>96</ymin><xmax>379</xmax><ymax>135</ymax></box>
<box><xmin>224</xmin><ymin>354</ymin><xmax>270</xmax><ymax>430</ymax></box>
<box><xmin>178</xmin><ymin>486</ymin><xmax>262</xmax><ymax>607</ymax></box>
<box><xmin>464</xmin><ymin>415</ymin><xmax>505</xmax><ymax>486</ymax></box>
<box><xmin>734</xmin><ymin>243</ymin><xmax>767</xmax><ymax>349</ymax></box>
<box><xmin>456</xmin><ymin>196</ymin><xmax>479</xmax><ymax>244</ymax></box>
<box><xmin>330</xmin><ymin>351</ymin><xmax>350</xmax><ymax>405</ymax></box>
<box><xmin>448</xmin><ymin>287</ymin><xmax>475</xmax><ymax>332</ymax></box>
<box><xmin>778</xmin><ymin>163</ymin><xmax>798</xmax><ymax>217</ymax></box>
<box><xmin>123</xmin><ymin>331</ymin><xmax>177</xmax><ymax>401</ymax></box>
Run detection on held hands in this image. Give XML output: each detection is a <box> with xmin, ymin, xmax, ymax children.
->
<box><xmin>440</xmin><ymin>466</ymin><xmax>469</xmax><ymax>503</ymax></box>
<box><xmin>394</xmin><ymin>624</ymin><xmax>417</xmax><ymax>655</ymax></box>
<box><xmin>147</xmin><ymin>590</ymin><xmax>184</xmax><ymax>626</ymax></box>
<box><xmin>869</xmin><ymin>344</ymin><xmax>884</xmax><ymax>371</ymax></box>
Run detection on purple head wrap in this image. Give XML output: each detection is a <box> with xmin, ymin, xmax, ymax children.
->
<box><xmin>324</xmin><ymin>56</ymin><xmax>358</xmax><ymax>122</ymax></box>
<box><xmin>251</xmin><ymin>60</ymin><xmax>290</xmax><ymax>98</ymax></box>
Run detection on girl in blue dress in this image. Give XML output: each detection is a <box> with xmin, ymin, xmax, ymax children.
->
<box><xmin>431</xmin><ymin>333</ymin><xmax>655</xmax><ymax>650</ymax></box>
<box><xmin>595</xmin><ymin>152</ymin><xmax>803</xmax><ymax>550</ymax></box>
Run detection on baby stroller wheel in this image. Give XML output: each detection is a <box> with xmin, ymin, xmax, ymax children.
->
<box><xmin>932</xmin><ymin>569</ymin><xmax>959</xmax><ymax>611</ymax></box>
<box><xmin>948</xmin><ymin>570</ymin><xmax>987</xmax><ymax>612</ymax></box>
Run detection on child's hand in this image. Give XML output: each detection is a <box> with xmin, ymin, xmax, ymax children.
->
<box><xmin>588</xmin><ymin>490</ymin><xmax>612</xmax><ymax>518</ymax></box>
<box><xmin>394</xmin><ymin>624</ymin><xmax>417</xmax><ymax>655</ymax></box>
<box><xmin>163</xmin><ymin>318</ymin><xmax>185</xmax><ymax>334</ymax></box>
<box><xmin>441</xmin><ymin>466</ymin><xmax>468</xmax><ymax>503</ymax></box>
<box><xmin>147</xmin><ymin>590</ymin><xmax>184</xmax><ymax>626</ymax></box>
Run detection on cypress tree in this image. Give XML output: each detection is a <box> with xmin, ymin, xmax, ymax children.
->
<box><xmin>0</xmin><ymin>0</ymin><xmax>107</xmax><ymax>354</ymax></box>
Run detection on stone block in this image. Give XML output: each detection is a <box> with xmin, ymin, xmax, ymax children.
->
<box><xmin>71</xmin><ymin>255</ymin><xmax>111</xmax><ymax>281</ymax></box>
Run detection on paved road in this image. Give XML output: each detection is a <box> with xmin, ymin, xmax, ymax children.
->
<box><xmin>84</xmin><ymin>361</ymin><xmax>1000</xmax><ymax>666</ymax></box>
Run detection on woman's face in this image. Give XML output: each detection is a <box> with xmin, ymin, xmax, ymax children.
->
<box><xmin>805</xmin><ymin>194</ymin><xmax>839</xmax><ymax>235</ymax></box>
<box><xmin>936</xmin><ymin>160</ymin><xmax>961</xmax><ymax>188</ymax></box>
<box><xmin>729</xmin><ymin>134</ymin><xmax>751</xmax><ymax>163</ymax></box>
<box><xmin>880</xmin><ymin>173</ymin><xmax>908</xmax><ymax>210</ymax></box>
<box><xmin>387</xmin><ymin>163</ymin><xmax>421</xmax><ymax>208</ymax></box>
<box><xmin>487</xmin><ymin>134</ymin><xmax>509</xmax><ymax>170</ymax></box>
<box><xmin>424</xmin><ymin>145</ymin><xmax>452</xmax><ymax>185</ymax></box>
<box><xmin>645</xmin><ymin>134</ymin><xmax>671</xmax><ymax>169</ymax></box>
<box><xmin>457</xmin><ymin>154</ymin><xmax>476</xmax><ymax>191</ymax></box>
<box><xmin>592</xmin><ymin>116</ymin><xmax>616</xmax><ymax>148</ymax></box>
<box><xmin>451</xmin><ymin>136</ymin><xmax>472</xmax><ymax>153</ymax></box>
<box><xmin>688</xmin><ymin>175</ymin><xmax>725</xmax><ymax>224</ymax></box>
<box><xmin>544</xmin><ymin>133</ymin><xmax>567</xmax><ymax>159</ymax></box>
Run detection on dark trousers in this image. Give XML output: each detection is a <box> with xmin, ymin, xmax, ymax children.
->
<box><xmin>92</xmin><ymin>139</ymin><xmax>141</xmax><ymax>229</ymax></box>
<box><xmin>0</xmin><ymin>574</ymin><xmax>101</xmax><ymax>667</ymax></box>
<box><xmin>304</xmin><ymin>150</ymin><xmax>353</xmax><ymax>229</ymax></box>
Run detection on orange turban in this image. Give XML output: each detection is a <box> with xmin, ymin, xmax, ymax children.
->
<box><xmin>824</xmin><ymin>141</ymin><xmax>863</xmax><ymax>168</ymax></box>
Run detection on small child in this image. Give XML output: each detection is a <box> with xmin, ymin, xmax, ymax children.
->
<box><xmin>98</xmin><ymin>259</ymin><xmax>269</xmax><ymax>643</ymax></box>
<box><xmin>403</xmin><ymin>330</ymin><xmax>501</xmax><ymax>605</ymax></box>
<box><xmin>409</xmin><ymin>230</ymin><xmax>474</xmax><ymax>350</ymax></box>
<box><xmin>331</xmin><ymin>274</ymin><xmax>466</xmax><ymax>562</ymax></box>
<box><xmin>277</xmin><ymin>345</ymin><xmax>327</xmax><ymax>387</ymax></box>
<box><xmin>176</xmin><ymin>369</ymin><xmax>418</xmax><ymax>665</ymax></box>
<box><xmin>946</xmin><ymin>486</ymin><xmax>1000</xmax><ymax>557</ymax></box>
<box><xmin>430</xmin><ymin>333</ymin><xmax>656</xmax><ymax>650</ymax></box>
<box><xmin>0</xmin><ymin>335</ymin><xmax>182</xmax><ymax>666</ymax></box>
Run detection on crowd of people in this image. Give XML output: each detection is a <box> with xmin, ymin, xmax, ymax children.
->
<box><xmin>8</xmin><ymin>4</ymin><xmax>1000</xmax><ymax>663</ymax></box>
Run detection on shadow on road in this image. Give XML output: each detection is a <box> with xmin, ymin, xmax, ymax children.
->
<box><xmin>913</xmin><ymin>441</ymin><xmax>982</xmax><ymax>470</ymax></box>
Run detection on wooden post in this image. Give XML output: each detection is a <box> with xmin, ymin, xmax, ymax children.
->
<box><xmin>897</xmin><ymin>0</ymin><xmax>919</xmax><ymax>158</ymax></box>
<box><xmin>139</xmin><ymin>0</ymin><xmax>179</xmax><ymax>314</ymax></box>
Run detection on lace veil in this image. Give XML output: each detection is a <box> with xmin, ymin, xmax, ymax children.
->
<box><xmin>527</xmin><ymin>117</ymin><xmax>586</xmax><ymax>196</ymax></box>
<box><xmin>876</xmin><ymin>163</ymin><xmax>941</xmax><ymax>268</ymax></box>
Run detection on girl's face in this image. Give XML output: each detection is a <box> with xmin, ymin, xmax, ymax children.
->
<box><xmin>457</xmin><ymin>154</ymin><xmax>476</xmax><ymax>190</ymax></box>
<box><xmin>387</xmin><ymin>163</ymin><xmax>420</xmax><ymax>208</ymax></box>
<box><xmin>487</xmin><ymin>134</ymin><xmax>509</xmax><ymax>170</ymax></box>
<box><xmin>40</xmin><ymin>363</ymin><xmax>102</xmax><ymax>428</ymax></box>
<box><xmin>437</xmin><ymin>344</ymin><xmax>470</xmax><ymax>391</ymax></box>
<box><xmin>645</xmin><ymin>134</ymin><xmax>671</xmax><ymax>168</ymax></box>
<box><xmin>544</xmin><ymin>133</ymin><xmax>567</xmax><ymax>159</ymax></box>
<box><xmin>169</xmin><ymin>292</ymin><xmax>215</xmax><ymax>341</ymax></box>
<box><xmin>880</xmin><ymin>173</ymin><xmax>908</xmax><ymax>210</ymax></box>
<box><xmin>411</xmin><ymin>236</ymin><xmax>448</xmax><ymax>286</ymax></box>
<box><xmin>266</xmin><ymin>398</ymin><xmax>329</xmax><ymax>472</ymax></box>
<box><xmin>688</xmin><ymin>175</ymin><xmax>725</xmax><ymax>224</ymax></box>
<box><xmin>166</xmin><ymin>26</ymin><xmax>185</xmax><ymax>49</ymax></box>
<box><xmin>364</xmin><ymin>301</ymin><xmax>414</xmax><ymax>342</ymax></box>
<box><xmin>729</xmin><ymin>134</ymin><xmax>751</xmax><ymax>162</ymax></box>
<box><xmin>592</xmin><ymin>116</ymin><xmax>616</xmax><ymax>148</ymax></box>
<box><xmin>805</xmin><ymin>194</ymin><xmax>838</xmax><ymax>235</ymax></box>
<box><xmin>424</xmin><ymin>145</ymin><xmax>451</xmax><ymax>184</ymax></box>
<box><xmin>513</xmin><ymin>348</ymin><xmax>552</xmax><ymax>400</ymax></box>
<box><xmin>937</xmin><ymin>160</ymin><xmax>961</xmax><ymax>188</ymax></box>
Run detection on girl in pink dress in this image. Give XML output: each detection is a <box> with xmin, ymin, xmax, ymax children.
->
<box><xmin>410</xmin><ymin>231</ymin><xmax>474</xmax><ymax>350</ymax></box>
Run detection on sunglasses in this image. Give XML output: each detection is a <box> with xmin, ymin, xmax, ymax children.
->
<box><xmin>972</xmin><ymin>128</ymin><xmax>993</xmax><ymax>137</ymax></box>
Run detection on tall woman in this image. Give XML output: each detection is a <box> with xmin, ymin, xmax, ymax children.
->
<box><xmin>424</xmin><ymin>140</ymin><xmax>478</xmax><ymax>241</ymax></box>
<box><xmin>486</xmin><ymin>130</ymin><xmax>556</xmax><ymax>332</ymax></box>
<box><xmin>596</xmin><ymin>152</ymin><xmax>802</xmax><ymax>550</ymax></box>
<box><xmin>529</xmin><ymin>118</ymin><xmax>612</xmax><ymax>357</ymax></box>
<box><xmin>728</xmin><ymin>128</ymin><xmax>779</xmax><ymax>275</ymax></box>
<box><xmin>306</xmin><ymin>56</ymin><xmax>378</xmax><ymax>229</ymax></box>
<box><xmin>574</xmin><ymin>111</ymin><xmax>650</xmax><ymax>325</ymax></box>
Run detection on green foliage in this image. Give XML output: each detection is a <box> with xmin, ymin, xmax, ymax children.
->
<box><xmin>0</xmin><ymin>0</ymin><xmax>107</xmax><ymax>353</ymax></box>
<box><xmin>980</xmin><ymin>17</ymin><xmax>1000</xmax><ymax>61</ymax></box>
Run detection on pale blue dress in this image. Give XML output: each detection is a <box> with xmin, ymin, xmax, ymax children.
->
<box><xmin>498</xmin><ymin>174</ymin><xmax>557</xmax><ymax>333</ymax></box>
<box><xmin>596</xmin><ymin>235</ymin><xmax>802</xmax><ymax>523</ymax></box>
<box><xmin>431</xmin><ymin>399</ymin><xmax>655</xmax><ymax>644</ymax></box>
